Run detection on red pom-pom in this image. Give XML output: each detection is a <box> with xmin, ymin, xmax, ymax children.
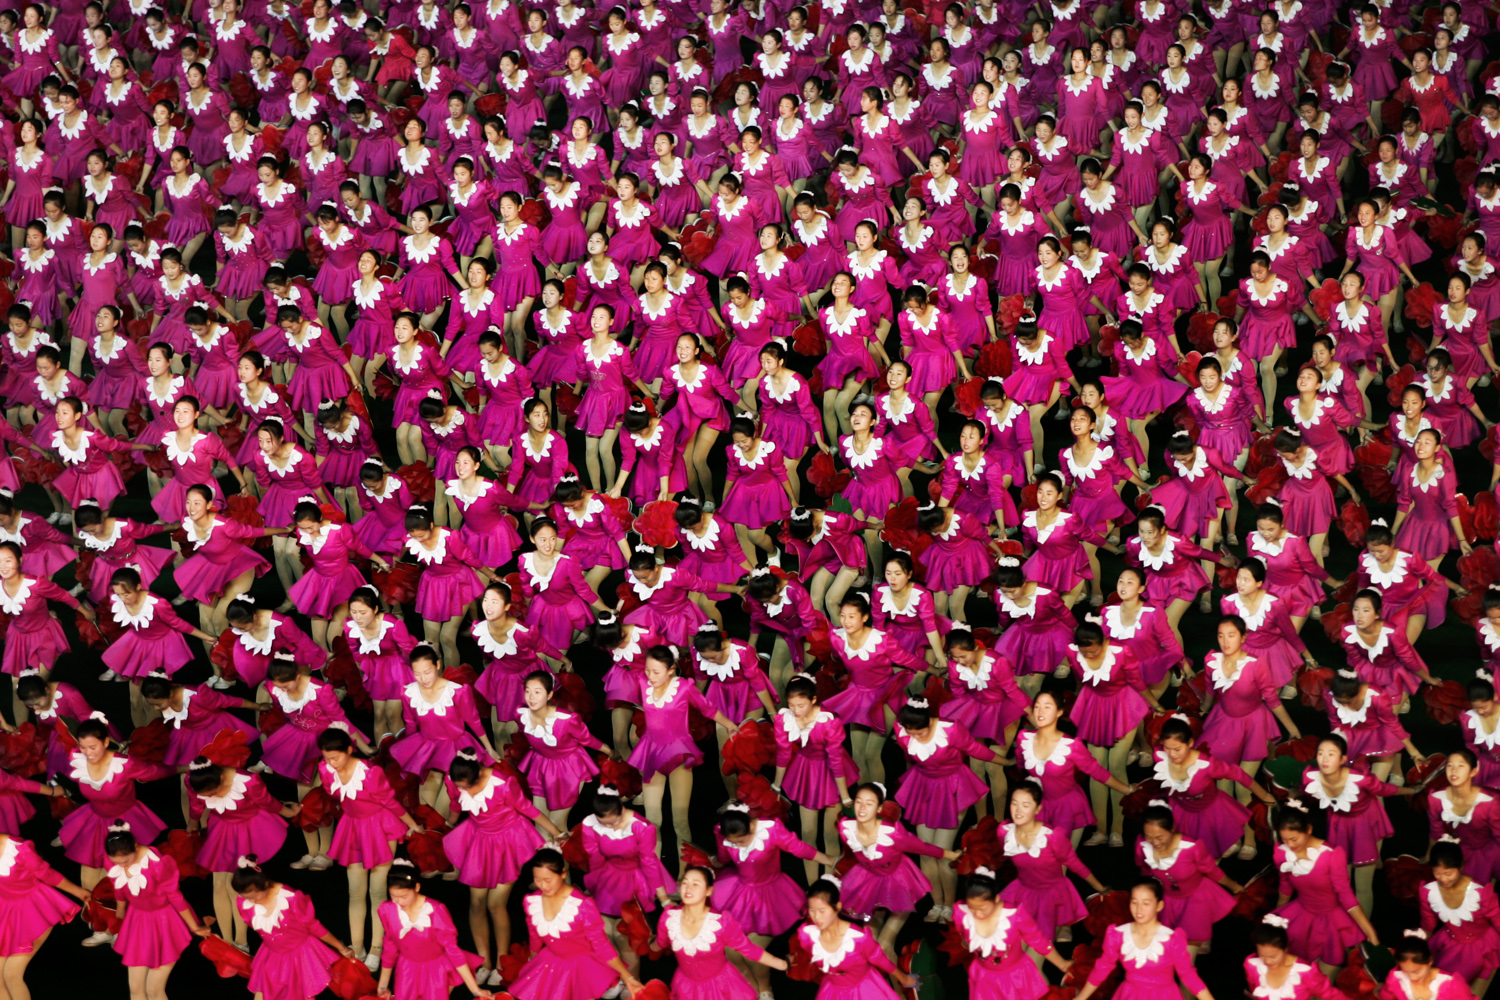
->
<box><xmin>1244</xmin><ymin>464</ymin><xmax>1289</xmax><ymax>507</ymax></box>
<box><xmin>807</xmin><ymin>451</ymin><xmax>851</xmax><ymax>499</ymax></box>
<box><xmin>407</xmin><ymin>830</ymin><xmax>452</xmax><ymax>873</ymax></box>
<box><xmin>1320</xmin><ymin>602</ymin><xmax>1353</xmax><ymax>644</ymax></box>
<box><xmin>1083</xmin><ymin>890</ymin><xmax>1131</xmax><ymax>938</ymax></box>
<box><xmin>199</xmin><ymin>729</ymin><xmax>252</xmax><ymax>768</ymax></box>
<box><xmin>951</xmin><ymin>815</ymin><xmax>1003</xmax><ymax>875</ymax></box>
<box><xmin>632</xmin><ymin>500</ymin><xmax>680</xmax><ymax>549</ymax></box>
<box><xmin>597</xmin><ymin>756</ymin><xmax>643</xmax><ymax>800</ymax></box>
<box><xmin>618</xmin><ymin>899</ymin><xmax>662</xmax><ymax>957</ymax></box>
<box><xmin>792</xmin><ymin>321</ymin><xmax>825</xmax><ymax>356</ymax></box>
<box><xmin>1424</xmin><ymin>680</ymin><xmax>1470</xmax><ymax>726</ymax></box>
<box><xmin>83</xmin><ymin>881</ymin><xmax>122</xmax><ymax>933</ymax></box>
<box><xmin>721</xmin><ymin>720</ymin><xmax>773</xmax><ymax>776</ymax></box>
<box><xmin>1403</xmin><ymin>282</ymin><xmax>1444</xmax><ymax>325</ymax></box>
<box><xmin>1230</xmin><ymin>872</ymin><xmax>1275</xmax><ymax>920</ymax></box>
<box><xmin>787</xmin><ymin>927</ymin><xmax>824</xmax><ymax>983</ymax></box>
<box><xmin>633</xmin><ymin>981</ymin><xmax>671</xmax><ymax>1000</ymax></box>
<box><xmin>1386</xmin><ymin>364</ymin><xmax>1418</xmax><ymax>408</ymax></box>
<box><xmin>995</xmin><ymin>294</ymin><xmax>1027</xmax><ymax>336</ymax></box>
<box><xmin>373</xmin><ymin>562</ymin><xmax>422</xmax><ymax>606</ymax></box>
<box><xmin>327</xmin><ymin>957</ymin><xmax>378</xmax><ymax>1000</ymax></box>
<box><xmin>124</xmin><ymin>719</ymin><xmax>170</xmax><ymax>765</ymax></box>
<box><xmin>1309</xmin><ymin>279</ymin><xmax>1342</xmax><ymax>322</ymax></box>
<box><xmin>975</xmin><ymin>338</ymin><xmax>1013</xmax><ymax>377</ymax></box>
<box><xmin>160</xmin><ymin>829</ymin><xmax>208</xmax><ymax>878</ymax></box>
<box><xmin>879</xmin><ymin>497</ymin><xmax>931</xmax><ymax>560</ymax></box>
<box><xmin>552</xmin><ymin>671</ymin><xmax>596</xmax><ymax>719</ymax></box>
<box><xmin>1458</xmin><ymin>546</ymin><xmax>1500</xmax><ymax>591</ymax></box>
<box><xmin>1475</xmin><ymin>492</ymin><xmax>1499</xmax><ymax>542</ymax></box>
<box><xmin>295</xmin><ymin>786</ymin><xmax>340</xmax><ymax>830</ymax></box>
<box><xmin>1297</xmin><ymin>665</ymin><xmax>1334</xmax><ymax>709</ymax></box>
<box><xmin>395</xmin><ymin>463</ymin><xmax>436</xmax><ymax>504</ymax></box>
<box><xmin>200</xmin><ymin>933</ymin><xmax>254</xmax><ymax>978</ymax></box>
<box><xmin>1338</xmin><ymin>501</ymin><xmax>1371</xmax><ymax>546</ymax></box>
<box><xmin>497</xmin><ymin>943</ymin><xmax>531</xmax><ymax>984</ymax></box>
<box><xmin>1176</xmin><ymin>350</ymin><xmax>1203</xmax><ymax>387</ymax></box>
<box><xmin>953</xmin><ymin>377</ymin><xmax>983</xmax><ymax>417</ymax></box>
<box><xmin>1185</xmin><ymin>312</ymin><xmax>1221</xmax><ymax>352</ymax></box>
<box><xmin>560</xmin><ymin>824</ymin><xmax>589</xmax><ymax>871</ymax></box>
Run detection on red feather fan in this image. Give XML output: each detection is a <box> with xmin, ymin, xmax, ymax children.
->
<box><xmin>295</xmin><ymin>786</ymin><xmax>340</xmax><ymax>830</ymax></box>
<box><xmin>975</xmin><ymin>338</ymin><xmax>1013</xmax><ymax>377</ymax></box>
<box><xmin>720</xmin><ymin>720</ymin><xmax>773</xmax><ymax>775</ymax></box>
<box><xmin>1402</xmin><ymin>282</ymin><xmax>1444</xmax><ymax>325</ymax></box>
<box><xmin>124</xmin><ymin>719</ymin><xmax>170</xmax><ymax>765</ymax></box>
<box><xmin>199</xmin><ymin>729</ymin><xmax>251</xmax><ymax>768</ymax></box>
<box><xmin>395</xmin><ymin>463</ymin><xmax>436</xmax><ymax>504</ymax></box>
<box><xmin>618</xmin><ymin>900</ymin><xmax>662</xmax><ymax>957</ymax></box>
<box><xmin>327</xmin><ymin>957</ymin><xmax>378</xmax><ymax>1000</ymax></box>
<box><xmin>1338</xmin><ymin>501</ymin><xmax>1371</xmax><ymax>546</ymax></box>
<box><xmin>1424</xmin><ymin>680</ymin><xmax>1469</xmax><ymax>726</ymax></box>
<box><xmin>159</xmin><ymin>829</ymin><xmax>208</xmax><ymax>878</ymax></box>
<box><xmin>200</xmin><ymin>933</ymin><xmax>254</xmax><ymax>978</ymax></box>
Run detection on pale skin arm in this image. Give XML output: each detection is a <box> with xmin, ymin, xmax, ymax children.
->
<box><xmin>1271</xmin><ymin>703</ymin><xmax>1301</xmax><ymax>739</ymax></box>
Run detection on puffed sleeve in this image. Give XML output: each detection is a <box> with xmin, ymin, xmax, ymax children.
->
<box><xmin>1325</xmin><ymin>847</ymin><xmax>1360</xmax><ymax>910</ymax></box>
<box><xmin>1205</xmin><ymin>758</ymin><xmax>1258</xmax><ymax>789</ymax></box>
<box><xmin>30</xmin><ymin>578</ymin><xmax>80</xmax><ymax>609</ymax></box>
<box><xmin>1086</xmin><ymin>924</ymin><xmax>1123</xmax><ymax>986</ymax></box>
<box><xmin>154</xmin><ymin>855</ymin><xmax>190</xmax><ymax>912</ymax></box>
<box><xmin>497</xmin><ymin>773</ymin><xmax>542</xmax><ymax>819</ymax></box>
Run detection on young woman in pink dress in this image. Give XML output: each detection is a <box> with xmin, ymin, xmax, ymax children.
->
<box><xmin>770</xmin><ymin>673</ymin><xmax>860</xmax><ymax>875</ymax></box>
<box><xmin>317</xmin><ymin>726</ymin><xmax>422</xmax><ymax>970</ymax></box>
<box><xmin>100</xmin><ymin>567</ymin><xmax>216</xmax><ymax>693</ymax></box>
<box><xmin>1270</xmin><ymin>801</ymin><xmax>1378</xmax><ymax>978</ymax></box>
<box><xmin>998</xmin><ymin>780</ymin><xmax>1107</xmax><ymax>944</ymax></box>
<box><xmin>657</xmin><ymin>867</ymin><xmax>790</xmax><ymax>1000</ymax></box>
<box><xmin>509</xmin><ymin>850</ymin><xmax>640</xmax><ymax>1000</ymax></box>
<box><xmin>389</xmin><ymin>646</ymin><xmax>497</xmax><ymax>801</ymax></box>
<box><xmin>0</xmin><ymin>831</ymin><xmax>88</xmax><ymax>990</ymax></box>
<box><xmin>1429</xmin><ymin>752</ymin><xmax>1500</xmax><ymax>885</ymax></box>
<box><xmin>1151</xmin><ymin>716</ymin><xmax>1277</xmax><ymax>860</ymax></box>
<box><xmin>1071</xmin><ymin>879</ymin><xmax>1214</xmax><ymax>1000</ymax></box>
<box><xmin>374</xmin><ymin>862</ymin><xmax>493</xmax><ymax>1000</ymax></box>
<box><xmin>470</xmin><ymin>580</ymin><xmax>564</xmax><ymax>736</ymax></box>
<box><xmin>0</xmin><ymin>540</ymin><xmax>86</xmax><ymax>684</ymax></box>
<box><xmin>1135</xmin><ymin>803</ymin><xmax>1241</xmax><ymax>955</ymax></box>
<box><xmin>184</xmin><ymin>760</ymin><xmax>295</xmax><ymax>950</ymax></box>
<box><xmin>989</xmin><ymin>561</ymin><xmax>1077</xmax><ymax>688</ymax></box>
<box><xmin>713</xmin><ymin>804</ymin><xmax>836</xmax><ymax>972</ymax></box>
<box><xmin>953</xmin><ymin>865</ymin><xmax>1073</xmax><ymax>995</ymax></box>
<box><xmin>515</xmin><ymin>672</ymin><xmax>610</xmax><ymax>830</ymax></box>
<box><xmin>1303</xmin><ymin>733</ymin><xmax>1410</xmax><ymax>913</ymax></box>
<box><xmin>1421</xmin><ymin>839</ymin><xmax>1500</xmax><ymax>991</ymax></box>
<box><xmin>231</xmin><ymin>859</ymin><xmax>358</xmax><ymax>997</ymax></box>
<box><xmin>402</xmin><ymin>505</ymin><xmax>500</xmax><ymax>667</ymax></box>
<box><xmin>101</xmin><ymin>824</ymin><xmax>213</xmax><ymax>993</ymax></box>
<box><xmin>797</xmin><ymin>875</ymin><xmax>919</xmax><ymax>999</ymax></box>
<box><xmin>579</xmin><ymin>784</ymin><xmax>675</xmax><ymax>983</ymax></box>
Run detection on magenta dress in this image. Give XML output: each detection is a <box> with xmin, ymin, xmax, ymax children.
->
<box><xmin>823</xmin><ymin>628</ymin><xmax>925</xmax><ymax>734</ymax></box>
<box><xmin>838</xmin><ymin>819</ymin><xmax>944</xmax><ymax>916</ymax></box>
<box><xmin>389</xmin><ymin>681</ymin><xmax>488</xmax><ymax>777</ymax></box>
<box><xmin>514</xmin><ymin>710</ymin><xmax>603</xmax><ymax>811</ymax></box>
<box><xmin>1125</xmin><ymin>533</ymin><xmax>1213</xmax><ymax>607</ymax></box>
<box><xmin>996</xmin><ymin>822</ymin><xmax>1090</xmax><ymax>938</ymax></box>
<box><xmin>160</xmin><ymin>172</ymin><xmax>220</xmax><ymax>246</ymax></box>
<box><xmin>354</xmin><ymin>475</ymin><xmax>413</xmax><ymax>556</ymax></box>
<box><xmin>939</xmin><ymin>648</ymin><xmax>1029</xmax><ymax>742</ymax></box>
<box><xmin>517</xmin><ymin>552</ymin><xmax>598</xmax><ymax>650</ymax></box>
<box><xmin>1134</xmin><ymin>836</ymin><xmax>1235</xmax><ymax>942</ymax></box>
<box><xmin>1242</xmin><ymin>956</ymin><xmax>1334</xmax><ymax>1000</ymax></box>
<box><xmin>60</xmin><ymin>752</ymin><xmax>172</xmax><ymax>866</ymax></box>
<box><xmin>321</xmin><ymin>761</ymin><xmax>408</xmax><ymax>869</ymax></box>
<box><xmin>656</xmin><ymin>907</ymin><xmax>766</xmax><ymax>1000</ymax></box>
<box><xmin>712</xmin><ymin>818</ymin><xmax>818</xmax><ymax>935</ymax></box>
<box><xmin>1342</xmin><ymin>622</ymin><xmax>1428</xmax><ymax>699</ymax></box>
<box><xmin>551</xmin><ymin>493</ymin><xmax>630</xmax><ymax>572</ymax></box>
<box><xmin>158</xmin><ymin>686</ymin><xmax>260</xmax><ymax>767</ymax></box>
<box><xmin>236</xmin><ymin>887</ymin><xmax>339</xmax><ymax>1000</ymax></box>
<box><xmin>893</xmin><ymin>721</ymin><xmax>992</xmax><ymax>829</ymax></box>
<box><xmin>1184</xmin><ymin>383</ymin><xmax>1257</xmax><ymax>458</ymax></box>
<box><xmin>795</xmin><ymin>922</ymin><xmax>903</xmax><ymax>1000</ymax></box>
<box><xmin>510</xmin><ymin>892</ymin><xmax>620</xmax><ymax>1000</ymax></box>
<box><xmin>343</xmin><ymin>617</ymin><xmax>418</xmax><ymax>703</ymax></box>
<box><xmin>1200</xmin><ymin>652</ymin><xmax>1281</xmax><ymax>765</ymax></box>
<box><xmin>1027</xmin><ymin>266</ymin><xmax>1087</xmax><ymax>353</ymax></box>
<box><xmin>1021</xmin><ymin>510</ymin><xmax>1102</xmax><ymax>593</ymax></box>
<box><xmin>286</xmin><ymin>522</ymin><xmax>373</xmax><ymax>619</ymax></box>
<box><xmin>471</xmin><ymin>620</ymin><xmax>559</xmax><ymax>717</ymax></box>
<box><xmin>1301</xmin><ymin>769</ymin><xmax>1399</xmax><ymax>867</ymax></box>
<box><xmin>1151</xmin><ymin>751</ymin><xmax>1255</xmax><ymax>859</ymax></box>
<box><xmin>0</xmin><ymin>576</ymin><xmax>78</xmax><ymax>677</ymax></box>
<box><xmin>773</xmin><ymin>707</ymin><xmax>860</xmax><ymax>809</ymax></box>
<box><xmin>261</xmin><ymin>680</ymin><xmax>358</xmax><ymax>784</ymax></box>
<box><xmin>574</xmin><ymin>339</ymin><xmax>642</xmax><ymax>437</ymax></box>
<box><xmin>1428</xmin><ymin>790</ymin><xmax>1500</xmax><ymax>883</ymax></box>
<box><xmin>993</xmin><ymin>586</ymin><xmax>1076</xmax><ymax>676</ymax></box>
<box><xmin>3</xmin><ymin>148</ymin><xmax>52</xmax><ymax>229</ymax></box>
<box><xmin>110</xmin><ymin>850</ymin><xmax>193</xmax><ymax>968</ymax></box>
<box><xmin>100</xmin><ymin>594</ymin><xmax>200</xmax><ymax>679</ymax></box>
<box><xmin>1015</xmin><ymin>731</ymin><xmax>1113</xmax><ymax>835</ymax></box>
<box><xmin>1420</xmin><ymin>880</ymin><xmax>1500</xmax><ymax>983</ymax></box>
<box><xmin>0</xmin><ymin>838</ymin><xmax>81</xmax><ymax>954</ymax></box>
<box><xmin>1270</xmin><ymin>843</ymin><xmax>1367</xmax><ymax>964</ymax></box>
<box><xmin>625</xmin><ymin>676</ymin><xmax>712</xmax><ymax>780</ymax></box>
<box><xmin>1067</xmin><ymin>643</ymin><xmax>1152</xmax><ymax>747</ymax></box>
<box><xmin>1247</xmin><ymin>532</ymin><xmax>1324</xmax><ymax>618</ymax></box>
<box><xmin>377</xmin><ymin>898</ymin><xmax>485</xmax><ymax>1000</ymax></box>
<box><xmin>189</xmin><ymin>771</ymin><xmax>289</xmax><ymax>872</ymax></box>
<box><xmin>174</xmin><ymin>514</ymin><xmax>270</xmax><ymax>604</ymax></box>
<box><xmin>952</xmin><ymin>899</ymin><xmax>1055</xmax><ymax>1000</ymax></box>
<box><xmin>405</xmin><ymin>528</ymin><xmax>487</xmax><ymax>622</ymax></box>
<box><xmin>442</xmin><ymin>770</ymin><xmax>544</xmax><ymax>887</ymax></box>
<box><xmin>1085</xmin><ymin>923</ymin><xmax>1207</xmax><ymax>1000</ymax></box>
<box><xmin>580</xmin><ymin>811</ymin><xmax>674</xmax><ymax>917</ymax></box>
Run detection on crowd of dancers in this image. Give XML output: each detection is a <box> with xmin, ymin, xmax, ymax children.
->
<box><xmin>0</xmin><ymin>0</ymin><xmax>1495</xmax><ymax>998</ymax></box>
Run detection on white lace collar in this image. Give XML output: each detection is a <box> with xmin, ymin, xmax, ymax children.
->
<box><xmin>899</xmin><ymin>720</ymin><xmax>952</xmax><ymax>762</ymax></box>
<box><xmin>70</xmin><ymin>751</ymin><xmax>126</xmax><ymax>790</ymax></box>
<box><xmin>1250</xmin><ymin>958</ymin><xmax>1315</xmax><ymax>1000</ymax></box>
<box><xmin>779</xmin><ymin>707</ymin><xmax>832</xmax><ymax>746</ymax></box>
<box><xmin>644</xmin><ymin>676</ymin><xmax>683</xmax><ymax>708</ymax></box>
<box><xmin>111</xmin><ymin>592</ymin><xmax>160</xmax><ymax>630</ymax></box>
<box><xmin>248</xmin><ymin>886</ymin><xmax>291</xmax><ymax>933</ymax></box>
<box><xmin>1426</xmin><ymin>881</ymin><xmax>1482</xmax><ymax>925</ymax></box>
<box><xmin>1279</xmin><ymin>843</ymin><xmax>1332</xmax><ymax>875</ymax></box>
<box><xmin>1143</xmin><ymin>837</ymin><xmax>1196</xmax><ymax>870</ymax></box>
<box><xmin>584</xmin><ymin>812</ymin><xmax>639</xmax><ymax>840</ymax></box>
<box><xmin>842</xmin><ymin>434</ymin><xmax>883</xmax><ymax>469</ymax></box>
<box><xmin>405</xmin><ymin>529</ymin><xmax>450</xmax><ymax>565</ymax></box>
<box><xmin>145</xmin><ymin>374</ymin><xmax>185</xmax><ymax>408</ymax></box>
<box><xmin>1153</xmin><ymin>753</ymin><xmax>1210</xmax><ymax>792</ymax></box>
<box><xmin>108</xmin><ymin>848</ymin><xmax>159</xmax><ymax>894</ymax></box>
<box><xmin>1362</xmin><ymin>550</ymin><xmax>1412</xmax><ymax>588</ymax></box>
<box><xmin>405</xmin><ymin>680</ymin><xmax>458</xmax><ymax>716</ymax></box>
<box><xmin>1304</xmin><ymin>769</ymin><xmax>1362</xmax><ymax>812</ymax></box>
<box><xmin>1436</xmin><ymin>789</ymin><xmax>1494</xmax><ymax>825</ymax></box>
<box><xmin>1002</xmin><ymin>821</ymin><xmax>1050</xmax><ymax>858</ymax></box>
<box><xmin>526</xmin><ymin>892</ymin><xmax>582</xmax><ymax>936</ymax></box>
<box><xmin>201</xmin><ymin>771</ymin><xmax>252</xmax><ymax>814</ymax></box>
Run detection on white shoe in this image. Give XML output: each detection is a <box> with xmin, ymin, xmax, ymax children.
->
<box><xmin>603</xmin><ymin>983</ymin><xmax>625</xmax><ymax>1000</ymax></box>
<box><xmin>486</xmin><ymin>968</ymin><xmax>503</xmax><ymax>987</ymax></box>
<box><xmin>309</xmin><ymin>856</ymin><xmax>333</xmax><ymax>871</ymax></box>
<box><xmin>81</xmin><ymin>931</ymin><xmax>116</xmax><ymax>947</ymax></box>
<box><xmin>1108</xmin><ymin>833</ymin><xmax>1123</xmax><ymax>848</ymax></box>
<box><xmin>205</xmin><ymin>675</ymin><xmax>233</xmax><ymax>690</ymax></box>
<box><xmin>289</xmin><ymin>854</ymin><xmax>316</xmax><ymax>870</ymax></box>
<box><xmin>248</xmin><ymin>762</ymin><xmax>270</xmax><ymax>774</ymax></box>
<box><xmin>97</xmin><ymin>669</ymin><xmax>118</xmax><ymax>682</ymax></box>
<box><xmin>1278</xmin><ymin>684</ymin><xmax>1297</xmax><ymax>700</ymax></box>
<box><xmin>170</xmin><ymin>594</ymin><xmax>190</xmax><ymax>606</ymax></box>
<box><xmin>364</xmin><ymin>948</ymin><xmax>382</xmax><ymax>972</ymax></box>
<box><xmin>68</xmin><ymin>583</ymin><xmax>85</xmax><ymax>597</ymax></box>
